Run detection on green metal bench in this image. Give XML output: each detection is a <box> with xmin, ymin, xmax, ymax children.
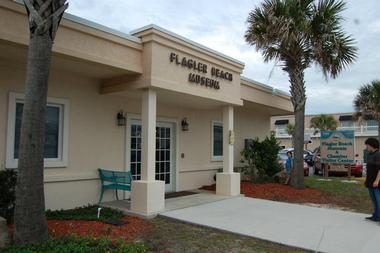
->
<box><xmin>98</xmin><ymin>168</ymin><xmax>133</xmax><ymax>204</ymax></box>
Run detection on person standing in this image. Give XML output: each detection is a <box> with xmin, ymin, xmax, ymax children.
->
<box><xmin>285</xmin><ymin>151</ymin><xmax>293</xmax><ymax>185</ymax></box>
<box><xmin>364</xmin><ymin>138</ymin><xmax>380</xmax><ymax>222</ymax></box>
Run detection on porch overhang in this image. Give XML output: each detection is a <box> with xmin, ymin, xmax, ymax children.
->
<box><xmin>240</xmin><ymin>77</ymin><xmax>293</xmax><ymax>116</ymax></box>
<box><xmin>0</xmin><ymin>0</ymin><xmax>143</xmax><ymax>79</ymax></box>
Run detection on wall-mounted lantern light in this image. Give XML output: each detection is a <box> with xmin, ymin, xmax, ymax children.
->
<box><xmin>181</xmin><ymin>118</ymin><xmax>189</xmax><ymax>131</ymax></box>
<box><xmin>117</xmin><ymin>111</ymin><xmax>126</xmax><ymax>126</ymax></box>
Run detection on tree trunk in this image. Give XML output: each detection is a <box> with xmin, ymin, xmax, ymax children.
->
<box><xmin>288</xmin><ymin>65</ymin><xmax>306</xmax><ymax>189</ymax></box>
<box><xmin>292</xmin><ymin>105</ymin><xmax>306</xmax><ymax>188</ymax></box>
<box><xmin>13</xmin><ymin>0</ymin><xmax>68</xmax><ymax>245</ymax></box>
<box><xmin>378</xmin><ymin>120</ymin><xmax>380</xmax><ymax>141</ymax></box>
<box><xmin>13</xmin><ymin>33</ymin><xmax>53</xmax><ymax>245</ymax></box>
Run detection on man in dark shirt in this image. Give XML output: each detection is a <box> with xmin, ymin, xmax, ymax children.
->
<box><xmin>364</xmin><ymin>138</ymin><xmax>380</xmax><ymax>222</ymax></box>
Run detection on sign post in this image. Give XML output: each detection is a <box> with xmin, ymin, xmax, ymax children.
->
<box><xmin>320</xmin><ymin>130</ymin><xmax>355</xmax><ymax>179</ymax></box>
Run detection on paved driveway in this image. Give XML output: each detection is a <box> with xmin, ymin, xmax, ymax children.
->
<box><xmin>161</xmin><ymin>197</ymin><xmax>379</xmax><ymax>253</ymax></box>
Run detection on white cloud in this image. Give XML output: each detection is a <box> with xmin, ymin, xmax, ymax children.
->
<box><xmin>66</xmin><ymin>0</ymin><xmax>380</xmax><ymax>115</ymax></box>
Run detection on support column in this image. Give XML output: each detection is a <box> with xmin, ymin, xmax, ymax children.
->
<box><xmin>131</xmin><ymin>89</ymin><xmax>165</xmax><ymax>217</ymax></box>
<box><xmin>216</xmin><ymin>105</ymin><xmax>240</xmax><ymax>196</ymax></box>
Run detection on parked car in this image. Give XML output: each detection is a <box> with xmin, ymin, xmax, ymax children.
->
<box><xmin>312</xmin><ymin>147</ymin><xmax>363</xmax><ymax>177</ymax></box>
<box><xmin>282</xmin><ymin>148</ymin><xmax>313</xmax><ymax>158</ymax></box>
<box><xmin>278</xmin><ymin>149</ymin><xmax>310</xmax><ymax>176</ymax></box>
<box><xmin>278</xmin><ymin>149</ymin><xmax>289</xmax><ymax>167</ymax></box>
<box><xmin>314</xmin><ymin>163</ymin><xmax>363</xmax><ymax>177</ymax></box>
<box><xmin>304</xmin><ymin>152</ymin><xmax>314</xmax><ymax>167</ymax></box>
<box><xmin>278</xmin><ymin>148</ymin><xmax>313</xmax><ymax>166</ymax></box>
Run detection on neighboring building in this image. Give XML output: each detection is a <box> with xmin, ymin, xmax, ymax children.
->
<box><xmin>271</xmin><ymin>113</ymin><xmax>378</xmax><ymax>161</ymax></box>
<box><xmin>0</xmin><ymin>1</ymin><xmax>292</xmax><ymax>216</ymax></box>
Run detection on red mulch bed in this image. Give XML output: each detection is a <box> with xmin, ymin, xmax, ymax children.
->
<box><xmin>201</xmin><ymin>181</ymin><xmax>333</xmax><ymax>205</ymax></box>
<box><xmin>48</xmin><ymin>216</ymin><xmax>152</xmax><ymax>241</ymax></box>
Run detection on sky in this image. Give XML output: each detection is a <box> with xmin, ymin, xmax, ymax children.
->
<box><xmin>66</xmin><ymin>0</ymin><xmax>380</xmax><ymax>115</ymax></box>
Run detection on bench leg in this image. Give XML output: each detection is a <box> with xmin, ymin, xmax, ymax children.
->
<box><xmin>99</xmin><ymin>188</ymin><xmax>104</xmax><ymax>205</ymax></box>
<box><xmin>115</xmin><ymin>189</ymin><xmax>119</xmax><ymax>201</ymax></box>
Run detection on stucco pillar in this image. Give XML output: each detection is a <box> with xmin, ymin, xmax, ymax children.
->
<box><xmin>216</xmin><ymin>105</ymin><xmax>240</xmax><ymax>196</ymax></box>
<box><xmin>131</xmin><ymin>89</ymin><xmax>165</xmax><ymax>217</ymax></box>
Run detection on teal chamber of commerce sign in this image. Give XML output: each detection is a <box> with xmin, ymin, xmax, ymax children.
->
<box><xmin>320</xmin><ymin>130</ymin><xmax>355</xmax><ymax>164</ymax></box>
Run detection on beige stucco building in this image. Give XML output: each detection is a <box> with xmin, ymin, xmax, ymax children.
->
<box><xmin>271</xmin><ymin>113</ymin><xmax>378</xmax><ymax>161</ymax></box>
<box><xmin>0</xmin><ymin>0</ymin><xmax>292</xmax><ymax>216</ymax></box>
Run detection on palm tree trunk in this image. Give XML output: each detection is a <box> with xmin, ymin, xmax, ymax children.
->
<box><xmin>288</xmin><ymin>65</ymin><xmax>306</xmax><ymax>189</ymax></box>
<box><xmin>13</xmin><ymin>0</ymin><xmax>68</xmax><ymax>245</ymax></box>
<box><xmin>292</xmin><ymin>106</ymin><xmax>306</xmax><ymax>188</ymax></box>
<box><xmin>13</xmin><ymin>33</ymin><xmax>53</xmax><ymax>245</ymax></box>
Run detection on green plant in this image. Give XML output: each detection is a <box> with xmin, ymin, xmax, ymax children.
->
<box><xmin>46</xmin><ymin>205</ymin><xmax>124</xmax><ymax>222</ymax></box>
<box><xmin>310</xmin><ymin>114</ymin><xmax>338</xmax><ymax>134</ymax></box>
<box><xmin>0</xmin><ymin>169</ymin><xmax>17</xmax><ymax>224</ymax></box>
<box><xmin>1</xmin><ymin>236</ymin><xmax>146</xmax><ymax>253</ymax></box>
<box><xmin>286</xmin><ymin>123</ymin><xmax>295</xmax><ymax>147</ymax></box>
<box><xmin>241</xmin><ymin>134</ymin><xmax>282</xmax><ymax>183</ymax></box>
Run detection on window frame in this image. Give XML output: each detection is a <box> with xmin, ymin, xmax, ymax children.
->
<box><xmin>366</xmin><ymin>119</ymin><xmax>378</xmax><ymax>127</ymax></box>
<box><xmin>340</xmin><ymin>120</ymin><xmax>355</xmax><ymax>128</ymax></box>
<box><xmin>211</xmin><ymin>120</ymin><xmax>223</xmax><ymax>162</ymax></box>
<box><xmin>6</xmin><ymin>92</ymin><xmax>69</xmax><ymax>168</ymax></box>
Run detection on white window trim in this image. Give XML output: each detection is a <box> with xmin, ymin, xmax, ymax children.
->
<box><xmin>211</xmin><ymin>120</ymin><xmax>223</xmax><ymax>162</ymax></box>
<box><xmin>276</xmin><ymin>124</ymin><xmax>287</xmax><ymax>129</ymax></box>
<box><xmin>6</xmin><ymin>92</ymin><xmax>69</xmax><ymax>168</ymax></box>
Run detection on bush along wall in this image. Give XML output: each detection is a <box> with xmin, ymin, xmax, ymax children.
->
<box><xmin>0</xmin><ymin>169</ymin><xmax>17</xmax><ymax>224</ymax></box>
<box><xmin>241</xmin><ymin>133</ymin><xmax>282</xmax><ymax>183</ymax></box>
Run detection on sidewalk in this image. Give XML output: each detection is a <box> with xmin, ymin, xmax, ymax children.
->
<box><xmin>161</xmin><ymin>197</ymin><xmax>379</xmax><ymax>253</ymax></box>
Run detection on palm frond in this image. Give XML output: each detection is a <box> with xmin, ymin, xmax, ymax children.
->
<box><xmin>311</xmin><ymin>0</ymin><xmax>357</xmax><ymax>78</ymax></box>
<box><xmin>310</xmin><ymin>114</ymin><xmax>338</xmax><ymax>131</ymax></box>
<box><xmin>353</xmin><ymin>81</ymin><xmax>380</xmax><ymax>121</ymax></box>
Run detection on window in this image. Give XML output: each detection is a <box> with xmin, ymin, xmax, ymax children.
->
<box><xmin>130</xmin><ymin>123</ymin><xmax>142</xmax><ymax>180</ymax></box>
<box><xmin>367</xmin><ymin>120</ymin><xmax>377</xmax><ymax>127</ymax></box>
<box><xmin>276</xmin><ymin>124</ymin><xmax>287</xmax><ymax>130</ymax></box>
<box><xmin>275</xmin><ymin>124</ymin><xmax>287</xmax><ymax>134</ymax></box>
<box><xmin>6</xmin><ymin>93</ymin><xmax>69</xmax><ymax>168</ymax></box>
<box><xmin>340</xmin><ymin>121</ymin><xmax>354</xmax><ymax>128</ymax></box>
<box><xmin>212</xmin><ymin>121</ymin><xmax>223</xmax><ymax>161</ymax></box>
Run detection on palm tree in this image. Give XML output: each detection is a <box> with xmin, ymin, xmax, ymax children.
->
<box><xmin>353</xmin><ymin>80</ymin><xmax>380</xmax><ymax>140</ymax></box>
<box><xmin>286</xmin><ymin>123</ymin><xmax>295</xmax><ymax>147</ymax></box>
<box><xmin>310</xmin><ymin>114</ymin><xmax>338</xmax><ymax>134</ymax></box>
<box><xmin>14</xmin><ymin>0</ymin><xmax>68</xmax><ymax>245</ymax></box>
<box><xmin>245</xmin><ymin>0</ymin><xmax>357</xmax><ymax>189</ymax></box>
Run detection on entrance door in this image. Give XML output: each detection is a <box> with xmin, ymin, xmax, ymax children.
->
<box><xmin>129</xmin><ymin>120</ymin><xmax>174</xmax><ymax>192</ymax></box>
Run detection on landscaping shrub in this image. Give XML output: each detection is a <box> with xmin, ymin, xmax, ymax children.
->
<box><xmin>240</xmin><ymin>133</ymin><xmax>282</xmax><ymax>182</ymax></box>
<box><xmin>46</xmin><ymin>205</ymin><xmax>124</xmax><ymax>221</ymax></box>
<box><xmin>0</xmin><ymin>169</ymin><xmax>17</xmax><ymax>224</ymax></box>
<box><xmin>1</xmin><ymin>236</ymin><xmax>146</xmax><ymax>253</ymax></box>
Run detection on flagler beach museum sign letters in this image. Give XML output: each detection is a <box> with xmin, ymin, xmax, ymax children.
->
<box><xmin>169</xmin><ymin>52</ymin><xmax>233</xmax><ymax>90</ymax></box>
<box><xmin>320</xmin><ymin>130</ymin><xmax>355</xmax><ymax>164</ymax></box>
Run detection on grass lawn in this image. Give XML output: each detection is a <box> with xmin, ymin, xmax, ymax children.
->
<box><xmin>304</xmin><ymin>176</ymin><xmax>372</xmax><ymax>213</ymax></box>
<box><xmin>46</xmin><ymin>205</ymin><xmax>124</xmax><ymax>221</ymax></box>
<box><xmin>139</xmin><ymin>216</ymin><xmax>310</xmax><ymax>253</ymax></box>
<box><xmin>2</xmin><ymin>237</ymin><xmax>146</xmax><ymax>253</ymax></box>
<box><xmin>201</xmin><ymin>177</ymin><xmax>373</xmax><ymax>214</ymax></box>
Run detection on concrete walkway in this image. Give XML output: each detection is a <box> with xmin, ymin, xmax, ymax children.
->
<box><xmin>100</xmin><ymin>191</ymin><xmax>232</xmax><ymax>218</ymax></box>
<box><xmin>161</xmin><ymin>197</ymin><xmax>380</xmax><ymax>253</ymax></box>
